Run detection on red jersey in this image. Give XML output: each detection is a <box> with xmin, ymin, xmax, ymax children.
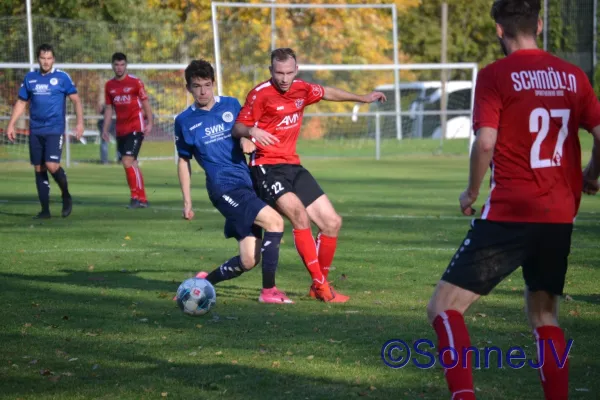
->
<box><xmin>104</xmin><ymin>74</ymin><xmax>148</xmax><ymax>136</ymax></box>
<box><xmin>474</xmin><ymin>49</ymin><xmax>600</xmax><ymax>223</ymax></box>
<box><xmin>236</xmin><ymin>79</ymin><xmax>325</xmax><ymax>165</ymax></box>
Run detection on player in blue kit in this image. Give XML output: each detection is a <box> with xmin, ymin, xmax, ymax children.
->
<box><xmin>174</xmin><ymin>59</ymin><xmax>293</xmax><ymax>304</ymax></box>
<box><xmin>6</xmin><ymin>43</ymin><xmax>84</xmax><ymax>219</ymax></box>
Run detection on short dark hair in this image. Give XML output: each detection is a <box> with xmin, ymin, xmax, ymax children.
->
<box><xmin>491</xmin><ymin>0</ymin><xmax>541</xmax><ymax>38</ymax></box>
<box><xmin>271</xmin><ymin>48</ymin><xmax>296</xmax><ymax>65</ymax></box>
<box><xmin>36</xmin><ymin>44</ymin><xmax>54</xmax><ymax>58</ymax></box>
<box><xmin>112</xmin><ymin>52</ymin><xmax>127</xmax><ymax>63</ymax></box>
<box><xmin>185</xmin><ymin>59</ymin><xmax>215</xmax><ymax>87</ymax></box>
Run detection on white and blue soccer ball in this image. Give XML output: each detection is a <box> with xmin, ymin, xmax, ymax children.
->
<box><xmin>176</xmin><ymin>278</ymin><xmax>216</xmax><ymax>316</ymax></box>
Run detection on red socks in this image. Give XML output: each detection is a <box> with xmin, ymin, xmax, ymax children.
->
<box><xmin>534</xmin><ymin>326</ymin><xmax>569</xmax><ymax>400</ymax></box>
<box><xmin>125</xmin><ymin>166</ymin><xmax>138</xmax><ymax>200</ymax></box>
<box><xmin>432</xmin><ymin>311</ymin><xmax>570</xmax><ymax>400</ymax></box>
<box><xmin>125</xmin><ymin>165</ymin><xmax>147</xmax><ymax>202</ymax></box>
<box><xmin>293</xmin><ymin>228</ymin><xmax>325</xmax><ymax>284</ymax></box>
<box><xmin>316</xmin><ymin>232</ymin><xmax>337</xmax><ymax>280</ymax></box>
<box><xmin>432</xmin><ymin>310</ymin><xmax>476</xmax><ymax>400</ymax></box>
<box><xmin>133</xmin><ymin>165</ymin><xmax>147</xmax><ymax>202</ymax></box>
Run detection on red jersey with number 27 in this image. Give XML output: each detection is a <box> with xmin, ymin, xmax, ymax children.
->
<box><xmin>105</xmin><ymin>74</ymin><xmax>148</xmax><ymax>136</ymax></box>
<box><xmin>474</xmin><ymin>49</ymin><xmax>600</xmax><ymax>224</ymax></box>
<box><xmin>236</xmin><ymin>79</ymin><xmax>325</xmax><ymax>166</ymax></box>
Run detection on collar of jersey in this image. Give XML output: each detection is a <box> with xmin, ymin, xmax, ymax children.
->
<box><xmin>191</xmin><ymin>96</ymin><xmax>220</xmax><ymax>112</ymax></box>
<box><xmin>36</xmin><ymin>67</ymin><xmax>56</xmax><ymax>76</ymax></box>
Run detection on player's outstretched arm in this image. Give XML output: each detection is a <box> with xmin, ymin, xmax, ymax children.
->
<box><xmin>583</xmin><ymin>125</ymin><xmax>600</xmax><ymax>195</ymax></box>
<box><xmin>460</xmin><ymin>127</ymin><xmax>497</xmax><ymax>215</ymax></box>
<box><xmin>178</xmin><ymin>157</ymin><xmax>194</xmax><ymax>220</ymax></box>
<box><xmin>69</xmin><ymin>93</ymin><xmax>84</xmax><ymax>140</ymax></box>
<box><xmin>6</xmin><ymin>99</ymin><xmax>28</xmax><ymax>143</ymax></box>
<box><xmin>323</xmin><ymin>86</ymin><xmax>387</xmax><ymax>104</ymax></box>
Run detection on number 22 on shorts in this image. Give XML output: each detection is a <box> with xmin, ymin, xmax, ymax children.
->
<box><xmin>271</xmin><ymin>181</ymin><xmax>284</xmax><ymax>194</ymax></box>
<box><xmin>529</xmin><ymin>108</ymin><xmax>570</xmax><ymax>169</ymax></box>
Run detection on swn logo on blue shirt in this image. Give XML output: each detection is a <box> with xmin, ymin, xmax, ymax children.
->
<box><xmin>205</xmin><ymin>123</ymin><xmax>226</xmax><ymax>136</ymax></box>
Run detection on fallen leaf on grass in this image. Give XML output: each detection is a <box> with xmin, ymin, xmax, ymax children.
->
<box><xmin>195</xmin><ymin>324</ymin><xmax>203</xmax><ymax>329</ymax></box>
<box><xmin>306</xmin><ymin>355</ymin><xmax>314</xmax><ymax>360</ymax></box>
<box><xmin>88</xmin><ymin>265</ymin><xmax>94</xmax><ymax>271</ymax></box>
<box><xmin>68</xmin><ymin>358</ymin><xmax>78</xmax><ymax>362</ymax></box>
<box><xmin>569</xmin><ymin>310</ymin><xmax>580</xmax><ymax>317</ymax></box>
<box><xmin>161</xmin><ymin>392</ymin><xmax>168</xmax><ymax>397</ymax></box>
<box><xmin>231</xmin><ymin>360</ymin><xmax>238</xmax><ymax>365</ymax></box>
<box><xmin>215</xmin><ymin>351</ymin><xmax>223</xmax><ymax>356</ymax></box>
<box><xmin>272</xmin><ymin>361</ymin><xmax>280</xmax><ymax>368</ymax></box>
<box><xmin>476</xmin><ymin>313</ymin><xmax>487</xmax><ymax>318</ymax></box>
<box><xmin>188</xmin><ymin>352</ymin><xmax>197</xmax><ymax>356</ymax></box>
<box><xmin>40</xmin><ymin>369</ymin><xmax>52</xmax><ymax>376</ymax></box>
<box><xmin>124</xmin><ymin>236</ymin><xmax>131</xmax><ymax>240</ymax></box>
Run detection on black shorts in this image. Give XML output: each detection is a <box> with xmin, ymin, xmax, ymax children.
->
<box><xmin>29</xmin><ymin>134</ymin><xmax>63</xmax><ymax>165</ymax></box>
<box><xmin>441</xmin><ymin>219</ymin><xmax>573</xmax><ymax>296</ymax></box>
<box><xmin>250</xmin><ymin>164</ymin><xmax>325</xmax><ymax>208</ymax></box>
<box><xmin>116</xmin><ymin>132</ymin><xmax>144</xmax><ymax>159</ymax></box>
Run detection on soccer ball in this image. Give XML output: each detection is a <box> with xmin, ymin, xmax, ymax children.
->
<box><xmin>176</xmin><ymin>278</ymin><xmax>216</xmax><ymax>316</ymax></box>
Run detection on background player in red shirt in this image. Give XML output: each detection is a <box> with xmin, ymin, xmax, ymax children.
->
<box><xmin>102</xmin><ymin>52</ymin><xmax>153</xmax><ymax>208</ymax></box>
<box><xmin>233</xmin><ymin>48</ymin><xmax>386</xmax><ymax>303</ymax></box>
<box><xmin>426</xmin><ymin>1</ymin><xmax>600</xmax><ymax>399</ymax></box>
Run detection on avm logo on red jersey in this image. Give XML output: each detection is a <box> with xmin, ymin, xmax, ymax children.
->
<box><xmin>277</xmin><ymin>112</ymin><xmax>300</xmax><ymax>127</ymax></box>
<box><xmin>113</xmin><ymin>94</ymin><xmax>131</xmax><ymax>104</ymax></box>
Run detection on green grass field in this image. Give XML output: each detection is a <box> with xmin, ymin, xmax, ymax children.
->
<box><xmin>1</xmin><ymin>139</ymin><xmax>600</xmax><ymax>399</ymax></box>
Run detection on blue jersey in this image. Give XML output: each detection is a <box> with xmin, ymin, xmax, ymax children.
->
<box><xmin>174</xmin><ymin>96</ymin><xmax>253</xmax><ymax>200</ymax></box>
<box><xmin>18</xmin><ymin>68</ymin><xmax>78</xmax><ymax>135</ymax></box>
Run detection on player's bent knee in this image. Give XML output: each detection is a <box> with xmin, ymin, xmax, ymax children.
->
<box><xmin>239</xmin><ymin>254</ymin><xmax>258</xmax><ymax>270</ymax></box>
<box><xmin>122</xmin><ymin>157</ymin><xmax>134</xmax><ymax>168</ymax></box>
<box><xmin>266</xmin><ymin>215</ymin><xmax>284</xmax><ymax>232</ymax></box>
<box><xmin>45</xmin><ymin>162</ymin><xmax>59</xmax><ymax>174</ymax></box>
<box><xmin>326</xmin><ymin>213</ymin><xmax>342</xmax><ymax>235</ymax></box>
<box><xmin>426</xmin><ymin>281</ymin><xmax>480</xmax><ymax>324</ymax></box>
<box><xmin>526</xmin><ymin>289</ymin><xmax>559</xmax><ymax>328</ymax></box>
<box><xmin>289</xmin><ymin>207</ymin><xmax>311</xmax><ymax>229</ymax></box>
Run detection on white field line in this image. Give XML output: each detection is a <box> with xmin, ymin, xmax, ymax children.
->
<box><xmin>2</xmin><ymin>199</ymin><xmax>600</xmax><ymax>224</ymax></box>
<box><xmin>2</xmin><ymin>245</ymin><xmax>599</xmax><ymax>255</ymax></box>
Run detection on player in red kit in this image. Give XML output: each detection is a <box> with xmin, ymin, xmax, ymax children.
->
<box><xmin>233</xmin><ymin>48</ymin><xmax>386</xmax><ymax>302</ymax></box>
<box><xmin>426</xmin><ymin>1</ymin><xmax>600</xmax><ymax>399</ymax></box>
<box><xmin>102</xmin><ymin>52</ymin><xmax>153</xmax><ymax>208</ymax></box>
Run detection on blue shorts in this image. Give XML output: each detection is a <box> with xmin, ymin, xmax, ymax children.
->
<box><xmin>29</xmin><ymin>134</ymin><xmax>64</xmax><ymax>165</ymax></box>
<box><xmin>212</xmin><ymin>187</ymin><xmax>266</xmax><ymax>241</ymax></box>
